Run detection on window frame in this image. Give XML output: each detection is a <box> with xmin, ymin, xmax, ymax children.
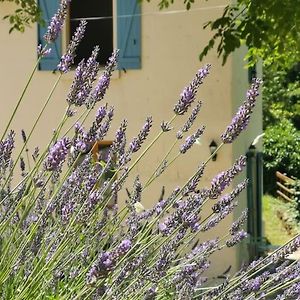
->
<box><xmin>38</xmin><ymin>0</ymin><xmax>141</xmax><ymax>72</ymax></box>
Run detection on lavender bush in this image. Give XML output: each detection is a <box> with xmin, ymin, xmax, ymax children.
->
<box><xmin>0</xmin><ymin>1</ymin><xmax>299</xmax><ymax>299</ymax></box>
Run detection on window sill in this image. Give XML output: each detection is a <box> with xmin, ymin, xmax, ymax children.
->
<box><xmin>60</xmin><ymin>67</ymin><xmax>120</xmax><ymax>82</ymax></box>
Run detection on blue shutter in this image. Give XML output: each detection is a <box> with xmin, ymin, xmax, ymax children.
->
<box><xmin>117</xmin><ymin>0</ymin><xmax>141</xmax><ymax>70</ymax></box>
<box><xmin>37</xmin><ymin>0</ymin><xmax>62</xmax><ymax>71</ymax></box>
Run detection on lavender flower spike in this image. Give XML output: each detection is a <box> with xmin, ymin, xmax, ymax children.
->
<box><xmin>226</xmin><ymin>230</ymin><xmax>248</xmax><ymax>247</ymax></box>
<box><xmin>0</xmin><ymin>130</ymin><xmax>15</xmax><ymax>170</ymax></box>
<box><xmin>212</xmin><ymin>179</ymin><xmax>248</xmax><ymax>213</ymax></box>
<box><xmin>129</xmin><ymin>117</ymin><xmax>153</xmax><ymax>153</ymax></box>
<box><xmin>208</xmin><ymin>155</ymin><xmax>247</xmax><ymax>199</ymax></box>
<box><xmin>44</xmin><ymin>137</ymin><xmax>71</xmax><ymax>171</ymax></box>
<box><xmin>44</xmin><ymin>0</ymin><xmax>70</xmax><ymax>44</ymax></box>
<box><xmin>174</xmin><ymin>64</ymin><xmax>211</xmax><ymax>115</ymax></box>
<box><xmin>180</xmin><ymin>125</ymin><xmax>205</xmax><ymax>154</ymax></box>
<box><xmin>221</xmin><ymin>78</ymin><xmax>262</xmax><ymax>143</ymax></box>
<box><xmin>230</xmin><ymin>209</ymin><xmax>248</xmax><ymax>235</ymax></box>
<box><xmin>87</xmin><ymin>49</ymin><xmax>119</xmax><ymax>107</ymax></box>
<box><xmin>67</xmin><ymin>47</ymin><xmax>100</xmax><ymax>106</ymax></box>
<box><xmin>37</xmin><ymin>44</ymin><xmax>52</xmax><ymax>58</ymax></box>
<box><xmin>177</xmin><ymin>101</ymin><xmax>202</xmax><ymax>139</ymax></box>
<box><xmin>58</xmin><ymin>20</ymin><xmax>87</xmax><ymax>73</ymax></box>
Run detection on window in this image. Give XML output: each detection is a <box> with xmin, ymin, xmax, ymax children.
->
<box><xmin>38</xmin><ymin>0</ymin><xmax>141</xmax><ymax>71</ymax></box>
<box><xmin>70</xmin><ymin>0</ymin><xmax>113</xmax><ymax>66</ymax></box>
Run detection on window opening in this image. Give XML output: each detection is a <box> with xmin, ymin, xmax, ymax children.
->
<box><xmin>69</xmin><ymin>0</ymin><xmax>113</xmax><ymax>66</ymax></box>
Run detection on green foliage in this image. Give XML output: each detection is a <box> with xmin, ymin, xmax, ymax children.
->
<box><xmin>145</xmin><ymin>0</ymin><xmax>195</xmax><ymax>10</ymax></box>
<box><xmin>262</xmin><ymin>195</ymin><xmax>295</xmax><ymax>245</ymax></box>
<box><xmin>0</xmin><ymin>0</ymin><xmax>43</xmax><ymax>33</ymax></box>
<box><xmin>262</xmin><ymin>63</ymin><xmax>300</xmax><ymax>193</ymax></box>
<box><xmin>285</xmin><ymin>179</ymin><xmax>300</xmax><ymax>226</ymax></box>
<box><xmin>264</xmin><ymin>119</ymin><xmax>300</xmax><ymax>179</ymax></box>
<box><xmin>146</xmin><ymin>0</ymin><xmax>300</xmax><ymax>68</ymax></box>
<box><xmin>263</xmin><ymin>64</ymin><xmax>300</xmax><ymax>129</ymax></box>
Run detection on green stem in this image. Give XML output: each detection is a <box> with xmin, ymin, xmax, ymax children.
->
<box><xmin>1</xmin><ymin>57</ymin><xmax>41</xmax><ymax>141</ymax></box>
<box><xmin>214</xmin><ymin>233</ymin><xmax>300</xmax><ymax>299</ymax></box>
<box><xmin>144</xmin><ymin>139</ymin><xmax>178</xmax><ymax>189</ymax></box>
<box><xmin>0</xmin><ymin>73</ymin><xmax>62</xmax><ymax>193</ymax></box>
<box><xmin>263</xmin><ymin>276</ymin><xmax>300</xmax><ymax>299</ymax></box>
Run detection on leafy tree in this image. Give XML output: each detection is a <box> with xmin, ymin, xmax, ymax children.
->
<box><xmin>263</xmin><ymin>63</ymin><xmax>300</xmax><ymax>130</ymax></box>
<box><xmin>263</xmin><ymin>63</ymin><xmax>300</xmax><ymax>193</ymax></box>
<box><xmin>145</xmin><ymin>0</ymin><xmax>300</xmax><ymax>192</ymax></box>
<box><xmin>3</xmin><ymin>0</ymin><xmax>300</xmax><ymax>69</ymax></box>
<box><xmin>146</xmin><ymin>0</ymin><xmax>300</xmax><ymax>68</ymax></box>
<box><xmin>0</xmin><ymin>0</ymin><xmax>43</xmax><ymax>33</ymax></box>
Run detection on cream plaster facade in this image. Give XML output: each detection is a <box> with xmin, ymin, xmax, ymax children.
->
<box><xmin>0</xmin><ymin>0</ymin><xmax>262</xmax><ymax>276</ymax></box>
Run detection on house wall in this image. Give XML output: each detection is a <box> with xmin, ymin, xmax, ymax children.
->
<box><xmin>0</xmin><ymin>0</ymin><xmax>262</xmax><ymax>276</ymax></box>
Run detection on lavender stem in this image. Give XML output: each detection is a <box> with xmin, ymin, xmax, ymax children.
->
<box><xmin>0</xmin><ymin>56</ymin><xmax>42</xmax><ymax>142</ymax></box>
<box><xmin>0</xmin><ymin>73</ymin><xmax>63</xmax><ymax>194</ymax></box>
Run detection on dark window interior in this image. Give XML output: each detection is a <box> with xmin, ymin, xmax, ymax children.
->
<box><xmin>70</xmin><ymin>0</ymin><xmax>113</xmax><ymax>66</ymax></box>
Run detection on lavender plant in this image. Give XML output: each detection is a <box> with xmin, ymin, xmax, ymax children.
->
<box><xmin>0</xmin><ymin>2</ymin><xmax>299</xmax><ymax>300</ymax></box>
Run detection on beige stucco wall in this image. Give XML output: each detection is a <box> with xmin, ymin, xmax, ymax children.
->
<box><xmin>0</xmin><ymin>0</ymin><xmax>262</xmax><ymax>276</ymax></box>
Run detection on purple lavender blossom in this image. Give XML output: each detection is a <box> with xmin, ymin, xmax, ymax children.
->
<box><xmin>67</xmin><ymin>47</ymin><xmax>100</xmax><ymax>106</ymax></box>
<box><xmin>21</xmin><ymin>129</ymin><xmax>27</xmax><ymax>143</ymax></box>
<box><xmin>270</xmin><ymin>235</ymin><xmax>300</xmax><ymax>262</ymax></box>
<box><xmin>87</xmin><ymin>50</ymin><xmax>119</xmax><ymax>108</ymax></box>
<box><xmin>66</xmin><ymin>60</ymin><xmax>86</xmax><ymax>105</ymax></box>
<box><xmin>174</xmin><ymin>64</ymin><xmax>210</xmax><ymax>115</ymax></box>
<box><xmin>155</xmin><ymin>159</ymin><xmax>168</xmax><ymax>178</ymax></box>
<box><xmin>58</xmin><ymin>20</ymin><xmax>87</xmax><ymax>73</ymax></box>
<box><xmin>242</xmin><ymin>271</ymin><xmax>270</xmax><ymax>294</ymax></box>
<box><xmin>86</xmin><ymin>239</ymin><xmax>131</xmax><ymax>284</ymax></box>
<box><xmin>230</xmin><ymin>209</ymin><xmax>248</xmax><ymax>235</ymax></box>
<box><xmin>0</xmin><ymin>130</ymin><xmax>15</xmax><ymax>170</ymax></box>
<box><xmin>265</xmin><ymin>261</ymin><xmax>300</xmax><ymax>297</ymax></box>
<box><xmin>129</xmin><ymin>117</ymin><xmax>153</xmax><ymax>153</ymax></box>
<box><xmin>191</xmin><ymin>238</ymin><xmax>219</xmax><ymax>257</ymax></box>
<box><xmin>115</xmin><ymin>253</ymin><xmax>146</xmax><ymax>286</ymax></box>
<box><xmin>208</xmin><ymin>155</ymin><xmax>247</xmax><ymax>199</ymax></box>
<box><xmin>86</xmin><ymin>105</ymin><xmax>108</xmax><ymax>142</ymax></box>
<box><xmin>126</xmin><ymin>177</ymin><xmax>143</xmax><ymax>237</ymax></box>
<box><xmin>173</xmin><ymin>260</ymin><xmax>210</xmax><ymax>297</ymax></box>
<box><xmin>72</xmin><ymin>109</ymin><xmax>111</xmax><ymax>155</ymax></box>
<box><xmin>111</xmin><ymin>120</ymin><xmax>128</xmax><ymax>159</ymax></box>
<box><xmin>182</xmin><ymin>165</ymin><xmax>206</xmax><ymax>196</ymax></box>
<box><xmin>275</xmin><ymin>282</ymin><xmax>300</xmax><ymax>300</ymax></box>
<box><xmin>205</xmin><ymin>280</ymin><xmax>229</xmax><ymax>298</ymax></box>
<box><xmin>117</xmin><ymin>239</ymin><xmax>132</xmax><ymax>255</ymax></box>
<box><xmin>61</xmin><ymin>200</ymin><xmax>75</xmax><ymax>224</ymax></box>
<box><xmin>44</xmin><ymin>0</ymin><xmax>70</xmax><ymax>43</ymax></box>
<box><xmin>159</xmin><ymin>192</ymin><xmax>207</xmax><ymax>235</ymax></box>
<box><xmin>44</xmin><ymin>137</ymin><xmax>71</xmax><ymax>171</ymax></box>
<box><xmin>37</xmin><ymin>44</ymin><xmax>52</xmax><ymax>58</ymax></box>
<box><xmin>161</xmin><ymin>121</ymin><xmax>172</xmax><ymax>132</ymax></box>
<box><xmin>180</xmin><ymin>125</ymin><xmax>205</xmax><ymax>154</ymax></box>
<box><xmin>172</xmin><ymin>240</ymin><xmax>219</xmax><ymax>298</ymax></box>
<box><xmin>144</xmin><ymin>286</ymin><xmax>157</xmax><ymax>300</ymax></box>
<box><xmin>86</xmin><ymin>190</ymin><xmax>103</xmax><ymax>209</ymax></box>
<box><xmin>20</xmin><ymin>157</ymin><xmax>25</xmax><ymax>173</ymax></box>
<box><xmin>201</xmin><ymin>202</ymin><xmax>237</xmax><ymax>232</ymax></box>
<box><xmin>177</xmin><ymin>101</ymin><xmax>202</xmax><ymax>139</ymax></box>
<box><xmin>96</xmin><ymin>106</ymin><xmax>114</xmax><ymax>140</ymax></box>
<box><xmin>212</xmin><ymin>179</ymin><xmax>248</xmax><ymax>213</ymax></box>
<box><xmin>226</xmin><ymin>230</ymin><xmax>248</xmax><ymax>247</ymax></box>
<box><xmin>32</xmin><ymin>147</ymin><xmax>39</xmax><ymax>162</ymax></box>
<box><xmin>221</xmin><ymin>78</ymin><xmax>262</xmax><ymax>143</ymax></box>
<box><xmin>66</xmin><ymin>107</ymin><xmax>76</xmax><ymax>117</ymax></box>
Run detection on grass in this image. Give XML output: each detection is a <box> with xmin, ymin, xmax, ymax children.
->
<box><xmin>262</xmin><ymin>194</ymin><xmax>294</xmax><ymax>245</ymax></box>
